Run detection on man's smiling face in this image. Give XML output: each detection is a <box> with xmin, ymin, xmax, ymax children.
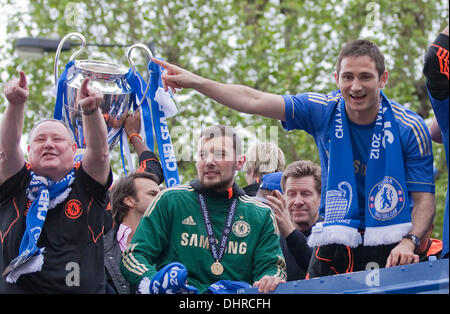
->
<box><xmin>335</xmin><ymin>55</ymin><xmax>388</xmax><ymax>124</ymax></box>
<box><xmin>28</xmin><ymin>120</ymin><xmax>77</xmax><ymax>181</ymax></box>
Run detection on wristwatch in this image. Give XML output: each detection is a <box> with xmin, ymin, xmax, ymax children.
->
<box><xmin>402</xmin><ymin>233</ymin><xmax>420</xmax><ymax>250</ymax></box>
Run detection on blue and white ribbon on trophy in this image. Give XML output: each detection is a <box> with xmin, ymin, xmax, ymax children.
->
<box><xmin>53</xmin><ymin>60</ymin><xmax>74</xmax><ymax>121</ymax></box>
<box><xmin>53</xmin><ymin>58</ymin><xmax>180</xmax><ymax>187</ymax></box>
<box><xmin>123</xmin><ymin>58</ymin><xmax>180</xmax><ymax>187</ymax></box>
<box><xmin>53</xmin><ymin>60</ymin><xmax>84</xmax><ymax>163</ymax></box>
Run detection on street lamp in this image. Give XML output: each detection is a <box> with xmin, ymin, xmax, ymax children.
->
<box><xmin>14</xmin><ymin>36</ymin><xmax>155</xmax><ymax>60</ymax></box>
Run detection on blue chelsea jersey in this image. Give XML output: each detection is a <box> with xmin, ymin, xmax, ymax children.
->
<box><xmin>281</xmin><ymin>90</ymin><xmax>435</xmax><ymax>221</ymax></box>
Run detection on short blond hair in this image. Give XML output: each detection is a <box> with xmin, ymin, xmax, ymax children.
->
<box><xmin>244</xmin><ymin>142</ymin><xmax>285</xmax><ymax>177</ymax></box>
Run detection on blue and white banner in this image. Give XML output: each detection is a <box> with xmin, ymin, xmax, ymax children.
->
<box><xmin>124</xmin><ymin>59</ymin><xmax>180</xmax><ymax>187</ymax></box>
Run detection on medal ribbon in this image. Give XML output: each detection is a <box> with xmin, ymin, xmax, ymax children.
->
<box><xmin>197</xmin><ymin>193</ymin><xmax>238</xmax><ymax>264</ymax></box>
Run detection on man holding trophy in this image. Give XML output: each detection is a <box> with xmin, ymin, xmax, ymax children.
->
<box><xmin>0</xmin><ymin>71</ymin><xmax>112</xmax><ymax>293</ymax></box>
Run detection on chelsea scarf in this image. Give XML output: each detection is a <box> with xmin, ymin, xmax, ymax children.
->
<box><xmin>308</xmin><ymin>91</ymin><xmax>411</xmax><ymax>248</ymax></box>
<box><xmin>4</xmin><ymin>169</ymin><xmax>75</xmax><ymax>283</ymax></box>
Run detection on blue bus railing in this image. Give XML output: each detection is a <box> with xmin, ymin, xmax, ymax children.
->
<box><xmin>239</xmin><ymin>258</ymin><xmax>448</xmax><ymax>294</ymax></box>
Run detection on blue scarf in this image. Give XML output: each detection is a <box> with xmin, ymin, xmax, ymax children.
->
<box><xmin>308</xmin><ymin>91</ymin><xmax>411</xmax><ymax>247</ymax></box>
<box><xmin>4</xmin><ymin>169</ymin><xmax>75</xmax><ymax>283</ymax></box>
<box><xmin>148</xmin><ymin>59</ymin><xmax>180</xmax><ymax>187</ymax></box>
<box><xmin>124</xmin><ymin>60</ymin><xmax>180</xmax><ymax>187</ymax></box>
<box><xmin>138</xmin><ymin>262</ymin><xmax>198</xmax><ymax>294</ymax></box>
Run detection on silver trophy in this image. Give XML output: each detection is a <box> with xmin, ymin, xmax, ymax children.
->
<box><xmin>54</xmin><ymin>32</ymin><xmax>152</xmax><ymax>150</ymax></box>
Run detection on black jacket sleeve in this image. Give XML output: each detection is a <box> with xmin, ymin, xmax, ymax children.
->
<box><xmin>423</xmin><ymin>33</ymin><xmax>449</xmax><ymax>101</ymax></box>
<box><xmin>285</xmin><ymin>229</ymin><xmax>313</xmax><ymax>271</ymax></box>
<box><xmin>137</xmin><ymin>150</ymin><xmax>164</xmax><ymax>185</ymax></box>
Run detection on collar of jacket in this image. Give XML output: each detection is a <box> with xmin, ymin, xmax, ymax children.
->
<box><xmin>189</xmin><ymin>179</ymin><xmax>245</xmax><ymax>199</ymax></box>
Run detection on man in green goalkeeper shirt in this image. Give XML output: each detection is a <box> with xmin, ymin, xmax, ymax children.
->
<box><xmin>120</xmin><ymin>125</ymin><xmax>286</xmax><ymax>294</ymax></box>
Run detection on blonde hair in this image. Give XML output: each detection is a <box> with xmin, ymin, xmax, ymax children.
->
<box><xmin>244</xmin><ymin>142</ymin><xmax>285</xmax><ymax>178</ymax></box>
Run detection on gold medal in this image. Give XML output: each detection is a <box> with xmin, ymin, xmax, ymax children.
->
<box><xmin>211</xmin><ymin>261</ymin><xmax>224</xmax><ymax>276</ymax></box>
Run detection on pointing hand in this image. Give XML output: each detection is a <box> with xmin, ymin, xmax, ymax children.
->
<box><xmin>4</xmin><ymin>71</ymin><xmax>29</xmax><ymax>107</ymax></box>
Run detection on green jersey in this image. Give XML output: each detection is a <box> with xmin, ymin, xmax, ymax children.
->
<box><xmin>120</xmin><ymin>181</ymin><xmax>286</xmax><ymax>293</ymax></box>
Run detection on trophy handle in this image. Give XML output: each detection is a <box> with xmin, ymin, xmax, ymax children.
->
<box><xmin>127</xmin><ymin>43</ymin><xmax>153</xmax><ymax>108</ymax></box>
<box><xmin>54</xmin><ymin>32</ymin><xmax>86</xmax><ymax>85</ymax></box>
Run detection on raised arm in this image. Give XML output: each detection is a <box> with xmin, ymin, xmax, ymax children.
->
<box><xmin>152</xmin><ymin>58</ymin><xmax>286</xmax><ymax>121</ymax></box>
<box><xmin>124</xmin><ymin>109</ymin><xmax>148</xmax><ymax>156</ymax></box>
<box><xmin>124</xmin><ymin>110</ymin><xmax>164</xmax><ymax>183</ymax></box>
<box><xmin>0</xmin><ymin>71</ymin><xmax>28</xmax><ymax>185</ymax></box>
<box><xmin>78</xmin><ymin>78</ymin><xmax>110</xmax><ymax>185</ymax></box>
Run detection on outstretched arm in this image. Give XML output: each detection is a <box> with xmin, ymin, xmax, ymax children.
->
<box><xmin>78</xmin><ymin>78</ymin><xmax>110</xmax><ymax>185</ymax></box>
<box><xmin>152</xmin><ymin>58</ymin><xmax>286</xmax><ymax>121</ymax></box>
<box><xmin>0</xmin><ymin>71</ymin><xmax>28</xmax><ymax>185</ymax></box>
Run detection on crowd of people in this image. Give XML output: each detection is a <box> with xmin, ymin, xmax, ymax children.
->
<box><xmin>0</xmin><ymin>25</ymin><xmax>448</xmax><ymax>294</ymax></box>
